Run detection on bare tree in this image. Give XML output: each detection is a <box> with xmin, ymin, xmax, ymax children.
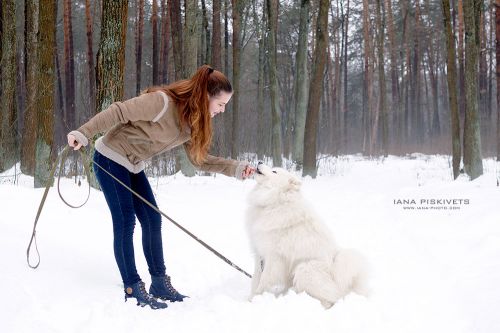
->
<box><xmin>85</xmin><ymin>0</ymin><xmax>96</xmax><ymax>115</ymax></box>
<box><xmin>303</xmin><ymin>0</ymin><xmax>329</xmax><ymax>177</ymax></box>
<box><xmin>63</xmin><ymin>0</ymin><xmax>76</xmax><ymax>132</ymax></box>
<box><xmin>342</xmin><ymin>0</ymin><xmax>350</xmax><ymax>150</ymax></box>
<box><xmin>254</xmin><ymin>0</ymin><xmax>267</xmax><ymax>160</ymax></box>
<box><xmin>463</xmin><ymin>0</ymin><xmax>483</xmax><ymax>179</ymax></box>
<box><xmin>96</xmin><ymin>0</ymin><xmax>128</xmax><ymax>113</ymax></box>
<box><xmin>135</xmin><ymin>0</ymin><xmax>145</xmax><ymax>93</ymax></box>
<box><xmin>176</xmin><ymin>0</ymin><xmax>198</xmax><ymax>177</ymax></box>
<box><xmin>385</xmin><ymin>0</ymin><xmax>400</xmax><ymax>149</ymax></box>
<box><xmin>442</xmin><ymin>0</ymin><xmax>462</xmax><ymax>179</ymax></box>
<box><xmin>376</xmin><ymin>0</ymin><xmax>388</xmax><ymax>156</ymax></box>
<box><xmin>266</xmin><ymin>0</ymin><xmax>283</xmax><ymax>166</ymax></box>
<box><xmin>152</xmin><ymin>0</ymin><xmax>160</xmax><ymax>85</ymax></box>
<box><xmin>169</xmin><ymin>0</ymin><xmax>183</xmax><ymax>80</ymax></box>
<box><xmin>292</xmin><ymin>0</ymin><xmax>310</xmax><ymax>168</ymax></box>
<box><xmin>231</xmin><ymin>0</ymin><xmax>243</xmax><ymax>159</ymax></box>
<box><xmin>0</xmin><ymin>0</ymin><xmax>18</xmax><ymax>172</ymax></box>
<box><xmin>362</xmin><ymin>0</ymin><xmax>374</xmax><ymax>154</ymax></box>
<box><xmin>159</xmin><ymin>0</ymin><xmax>170</xmax><ymax>84</ymax></box>
<box><xmin>35</xmin><ymin>0</ymin><xmax>56</xmax><ymax>188</ymax></box>
<box><xmin>496</xmin><ymin>0</ymin><xmax>500</xmax><ymax>161</ymax></box>
<box><xmin>212</xmin><ymin>0</ymin><xmax>222</xmax><ymax>70</ymax></box>
<box><xmin>21</xmin><ymin>0</ymin><xmax>39</xmax><ymax>175</ymax></box>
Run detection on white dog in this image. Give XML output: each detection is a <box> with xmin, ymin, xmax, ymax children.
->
<box><xmin>245</xmin><ymin>163</ymin><xmax>369</xmax><ymax>308</ymax></box>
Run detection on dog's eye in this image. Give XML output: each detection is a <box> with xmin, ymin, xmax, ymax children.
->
<box><xmin>272</xmin><ymin>171</ymin><xmax>277</xmax><ymax>174</ymax></box>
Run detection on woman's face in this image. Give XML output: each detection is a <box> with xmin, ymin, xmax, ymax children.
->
<box><xmin>208</xmin><ymin>91</ymin><xmax>233</xmax><ymax>118</ymax></box>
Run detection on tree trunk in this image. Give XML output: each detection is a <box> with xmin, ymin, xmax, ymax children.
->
<box><xmin>292</xmin><ymin>0</ymin><xmax>310</xmax><ymax>168</ymax></box>
<box><xmin>463</xmin><ymin>0</ymin><xmax>483</xmax><ymax>179</ymax></box>
<box><xmin>152</xmin><ymin>0</ymin><xmax>159</xmax><ymax>85</ymax></box>
<box><xmin>96</xmin><ymin>0</ymin><xmax>128</xmax><ymax>113</ymax></box>
<box><xmin>303</xmin><ymin>0</ymin><xmax>329</xmax><ymax>177</ymax></box>
<box><xmin>385</xmin><ymin>0</ymin><xmax>400</xmax><ymax>152</ymax></box>
<box><xmin>177</xmin><ymin>0</ymin><xmax>198</xmax><ymax>177</ymax></box>
<box><xmin>169</xmin><ymin>0</ymin><xmax>183</xmax><ymax>80</ymax></box>
<box><xmin>342</xmin><ymin>0</ymin><xmax>350</xmax><ymax>151</ymax></box>
<box><xmin>159</xmin><ymin>0</ymin><xmax>170</xmax><ymax>84</ymax></box>
<box><xmin>85</xmin><ymin>0</ymin><xmax>96</xmax><ymax>115</ymax></box>
<box><xmin>63</xmin><ymin>0</ymin><xmax>76</xmax><ymax>132</ymax></box>
<box><xmin>423</xmin><ymin>0</ymin><xmax>440</xmax><ymax>140</ymax></box>
<box><xmin>496</xmin><ymin>0</ymin><xmax>500</xmax><ymax>161</ymax></box>
<box><xmin>458</xmin><ymin>0</ymin><xmax>466</xmax><ymax>118</ymax></box>
<box><xmin>135</xmin><ymin>0</ymin><xmax>145</xmax><ymax>93</ymax></box>
<box><xmin>266</xmin><ymin>0</ymin><xmax>283</xmax><ymax>166</ymax></box>
<box><xmin>414</xmin><ymin>0</ymin><xmax>424</xmax><ymax>144</ymax></box>
<box><xmin>212</xmin><ymin>0</ymin><xmax>222</xmax><ymax>70</ymax></box>
<box><xmin>376</xmin><ymin>0</ymin><xmax>388</xmax><ymax>156</ymax></box>
<box><xmin>479</xmin><ymin>10</ymin><xmax>487</xmax><ymax>117</ymax></box>
<box><xmin>254</xmin><ymin>0</ymin><xmax>266</xmax><ymax>160</ymax></box>
<box><xmin>442</xmin><ymin>0</ymin><xmax>462</xmax><ymax>179</ymax></box>
<box><xmin>35</xmin><ymin>0</ymin><xmax>56</xmax><ymax>188</ymax></box>
<box><xmin>21</xmin><ymin>0</ymin><xmax>38</xmax><ymax>176</ymax></box>
<box><xmin>200</xmin><ymin>0</ymin><xmax>210</xmax><ymax>66</ymax></box>
<box><xmin>0</xmin><ymin>0</ymin><xmax>18</xmax><ymax>172</ymax></box>
<box><xmin>223</xmin><ymin>0</ymin><xmax>232</xmax><ymax>156</ymax></box>
<box><xmin>231</xmin><ymin>0</ymin><xmax>243</xmax><ymax>159</ymax></box>
<box><xmin>185</xmin><ymin>0</ymin><xmax>198</xmax><ymax>77</ymax></box>
<box><xmin>211</xmin><ymin>0</ymin><xmax>225</xmax><ymax>157</ymax></box>
<box><xmin>362</xmin><ymin>0</ymin><xmax>373</xmax><ymax>154</ymax></box>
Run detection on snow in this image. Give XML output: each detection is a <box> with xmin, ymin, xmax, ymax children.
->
<box><xmin>1</xmin><ymin>155</ymin><xmax>499</xmax><ymax>333</ymax></box>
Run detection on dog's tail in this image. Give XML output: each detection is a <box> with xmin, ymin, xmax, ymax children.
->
<box><xmin>331</xmin><ymin>248</ymin><xmax>371</xmax><ymax>297</ymax></box>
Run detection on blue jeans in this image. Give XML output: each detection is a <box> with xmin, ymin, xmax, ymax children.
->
<box><xmin>93</xmin><ymin>150</ymin><xmax>166</xmax><ymax>285</ymax></box>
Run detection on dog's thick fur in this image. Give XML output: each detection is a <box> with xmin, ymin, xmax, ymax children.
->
<box><xmin>245</xmin><ymin>164</ymin><xmax>369</xmax><ymax>308</ymax></box>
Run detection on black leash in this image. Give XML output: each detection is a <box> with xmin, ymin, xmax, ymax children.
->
<box><xmin>27</xmin><ymin>145</ymin><xmax>252</xmax><ymax>278</ymax></box>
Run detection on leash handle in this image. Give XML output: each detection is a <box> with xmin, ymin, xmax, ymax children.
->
<box><xmin>27</xmin><ymin>146</ymin><xmax>68</xmax><ymax>268</ymax></box>
<box><xmin>27</xmin><ymin>146</ymin><xmax>91</xmax><ymax>269</ymax></box>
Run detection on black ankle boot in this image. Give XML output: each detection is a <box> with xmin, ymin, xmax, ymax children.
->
<box><xmin>124</xmin><ymin>281</ymin><xmax>168</xmax><ymax>309</ymax></box>
<box><xmin>149</xmin><ymin>275</ymin><xmax>187</xmax><ymax>302</ymax></box>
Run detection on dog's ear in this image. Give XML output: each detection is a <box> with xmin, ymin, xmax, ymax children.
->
<box><xmin>288</xmin><ymin>176</ymin><xmax>302</xmax><ymax>189</ymax></box>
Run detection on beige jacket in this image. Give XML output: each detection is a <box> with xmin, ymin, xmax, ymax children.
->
<box><xmin>69</xmin><ymin>91</ymin><xmax>247</xmax><ymax>179</ymax></box>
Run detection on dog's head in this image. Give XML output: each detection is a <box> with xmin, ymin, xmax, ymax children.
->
<box><xmin>249</xmin><ymin>163</ymin><xmax>302</xmax><ymax>206</ymax></box>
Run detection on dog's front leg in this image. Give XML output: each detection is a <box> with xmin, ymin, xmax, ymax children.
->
<box><xmin>249</xmin><ymin>255</ymin><xmax>264</xmax><ymax>300</ymax></box>
<box><xmin>255</xmin><ymin>256</ymin><xmax>288</xmax><ymax>296</ymax></box>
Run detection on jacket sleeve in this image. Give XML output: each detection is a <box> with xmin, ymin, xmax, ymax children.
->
<box><xmin>183</xmin><ymin>143</ymin><xmax>248</xmax><ymax>180</ymax></box>
<box><xmin>68</xmin><ymin>91</ymin><xmax>168</xmax><ymax>146</ymax></box>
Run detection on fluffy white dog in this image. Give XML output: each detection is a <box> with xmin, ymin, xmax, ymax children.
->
<box><xmin>245</xmin><ymin>163</ymin><xmax>369</xmax><ymax>308</ymax></box>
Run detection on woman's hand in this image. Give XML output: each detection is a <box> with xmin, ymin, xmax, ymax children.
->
<box><xmin>242</xmin><ymin>165</ymin><xmax>256</xmax><ymax>179</ymax></box>
<box><xmin>67</xmin><ymin>134</ymin><xmax>83</xmax><ymax>151</ymax></box>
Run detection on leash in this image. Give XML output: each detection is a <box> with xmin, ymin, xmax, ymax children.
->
<box><xmin>27</xmin><ymin>145</ymin><xmax>252</xmax><ymax>279</ymax></box>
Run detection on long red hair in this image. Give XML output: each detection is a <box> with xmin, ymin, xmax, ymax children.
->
<box><xmin>145</xmin><ymin>65</ymin><xmax>232</xmax><ymax>164</ymax></box>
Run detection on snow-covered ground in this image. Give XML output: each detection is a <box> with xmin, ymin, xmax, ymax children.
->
<box><xmin>1</xmin><ymin>155</ymin><xmax>499</xmax><ymax>333</ymax></box>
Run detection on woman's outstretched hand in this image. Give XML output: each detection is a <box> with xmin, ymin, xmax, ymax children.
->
<box><xmin>67</xmin><ymin>134</ymin><xmax>83</xmax><ymax>151</ymax></box>
<box><xmin>242</xmin><ymin>165</ymin><xmax>256</xmax><ymax>179</ymax></box>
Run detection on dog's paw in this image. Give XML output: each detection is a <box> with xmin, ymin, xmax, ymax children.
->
<box><xmin>256</xmin><ymin>283</ymin><xmax>286</xmax><ymax>296</ymax></box>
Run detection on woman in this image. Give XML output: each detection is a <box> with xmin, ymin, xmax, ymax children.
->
<box><xmin>67</xmin><ymin>65</ymin><xmax>255</xmax><ymax>309</ymax></box>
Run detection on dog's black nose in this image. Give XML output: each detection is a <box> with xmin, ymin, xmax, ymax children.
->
<box><xmin>258</xmin><ymin>161</ymin><xmax>263</xmax><ymax>165</ymax></box>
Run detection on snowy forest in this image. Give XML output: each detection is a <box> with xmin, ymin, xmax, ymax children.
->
<box><xmin>0</xmin><ymin>0</ymin><xmax>499</xmax><ymax>182</ymax></box>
